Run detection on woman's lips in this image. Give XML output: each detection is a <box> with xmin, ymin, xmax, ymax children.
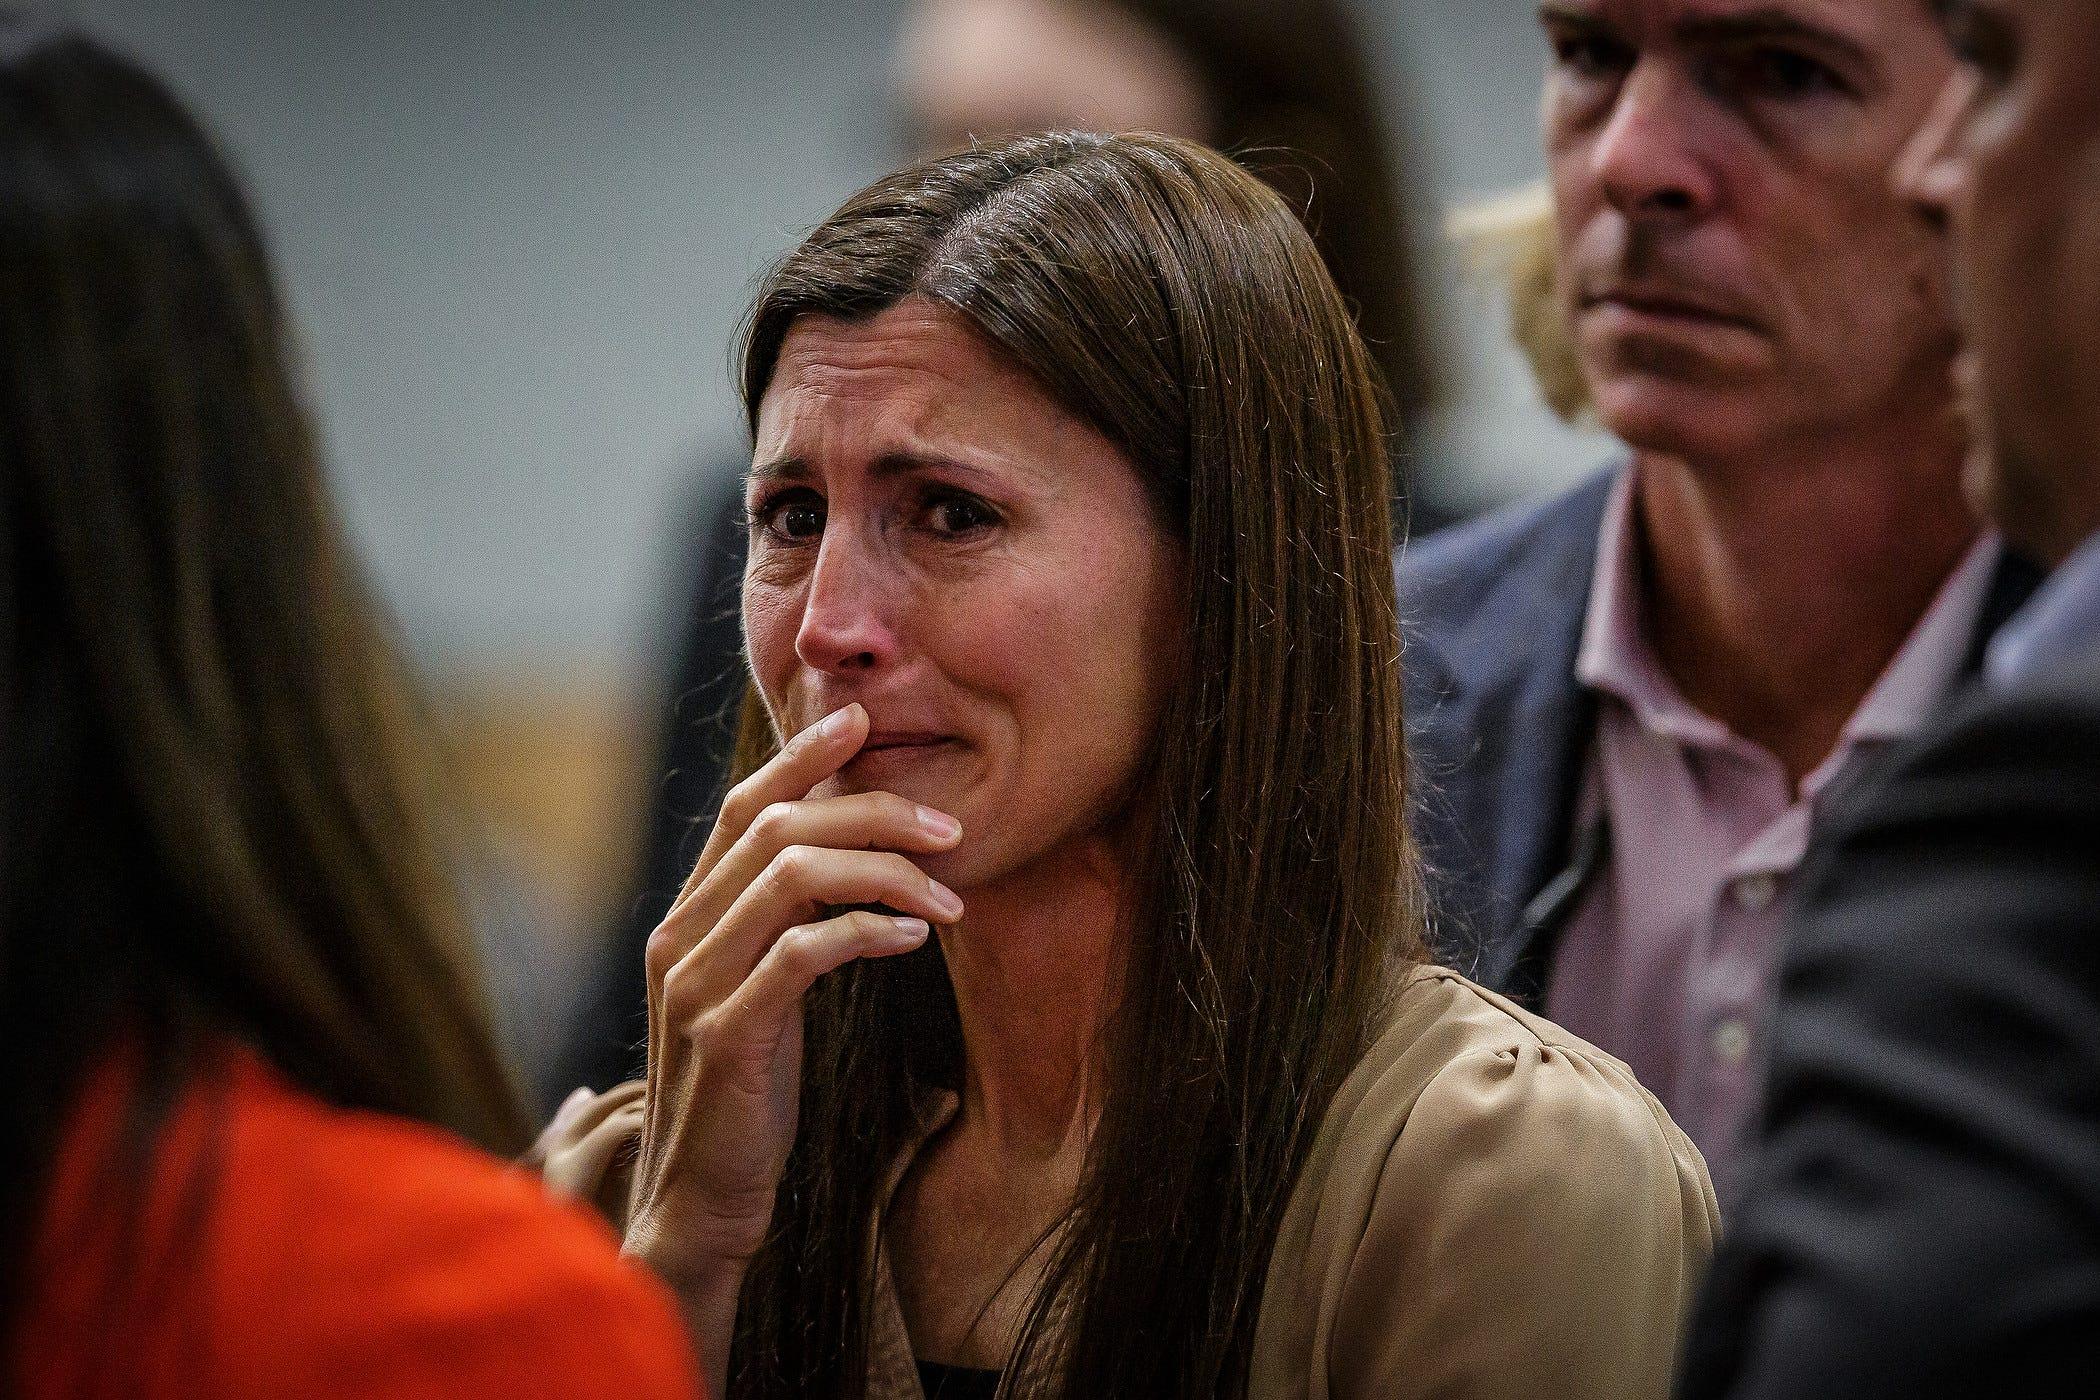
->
<box><xmin>843</xmin><ymin>734</ymin><xmax>959</xmax><ymax>774</ymax></box>
<box><xmin>860</xmin><ymin>731</ymin><xmax>952</xmax><ymax>751</ymax></box>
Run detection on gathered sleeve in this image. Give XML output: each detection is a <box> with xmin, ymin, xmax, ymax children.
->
<box><xmin>1253</xmin><ymin>988</ymin><xmax>1718</xmax><ymax>1400</ymax></box>
<box><xmin>1342</xmin><ymin>1041</ymin><xmax>1715</xmax><ymax>1398</ymax></box>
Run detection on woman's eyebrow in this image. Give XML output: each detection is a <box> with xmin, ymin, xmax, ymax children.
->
<box><xmin>869</xmin><ymin>451</ymin><xmax>1003</xmax><ymax>484</ymax></box>
<box><xmin>747</xmin><ymin>457</ymin><xmax>808</xmax><ymax>484</ymax></box>
<box><xmin>746</xmin><ymin>451</ymin><xmax>1012</xmax><ymax>488</ymax></box>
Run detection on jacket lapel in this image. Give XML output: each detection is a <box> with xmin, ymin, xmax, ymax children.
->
<box><xmin>1401</xmin><ymin>469</ymin><xmax>1615</xmax><ymax>994</ymax></box>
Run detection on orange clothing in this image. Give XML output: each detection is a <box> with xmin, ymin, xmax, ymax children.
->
<box><xmin>21</xmin><ymin>1044</ymin><xmax>702</xmax><ymax>1400</ymax></box>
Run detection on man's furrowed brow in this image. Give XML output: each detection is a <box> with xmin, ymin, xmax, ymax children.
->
<box><xmin>1539</xmin><ymin>2</ymin><xmax>1611</xmax><ymax>34</ymax></box>
<box><xmin>1675</xmin><ymin>6</ymin><xmax>1875</xmax><ymax>71</ymax></box>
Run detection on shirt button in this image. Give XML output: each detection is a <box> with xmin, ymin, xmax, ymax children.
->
<box><xmin>1732</xmin><ymin>872</ymin><xmax>1780</xmax><ymax>911</ymax></box>
<box><xmin>1712</xmin><ymin>1017</ymin><xmax>1753</xmax><ymax>1066</ymax></box>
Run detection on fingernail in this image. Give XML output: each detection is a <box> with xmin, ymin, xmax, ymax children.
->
<box><xmin>927</xmin><ymin>879</ymin><xmax>964</xmax><ymax>920</ymax></box>
<box><xmin>818</xmin><ymin>706</ymin><xmax>854</xmax><ymax>739</ymax></box>
<box><xmin>889</xmin><ymin>916</ymin><xmax>931</xmax><ymax>942</ymax></box>
<box><xmin>916</xmin><ymin>805</ymin><xmax>961</xmax><ymax>840</ymax></box>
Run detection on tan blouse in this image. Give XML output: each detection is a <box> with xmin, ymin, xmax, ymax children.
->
<box><xmin>858</xmin><ymin>966</ymin><xmax>1719</xmax><ymax>1399</ymax></box>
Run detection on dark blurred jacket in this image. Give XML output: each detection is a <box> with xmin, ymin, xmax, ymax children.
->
<box><xmin>550</xmin><ymin>468</ymin><xmax>748</xmax><ymax>1101</ymax></box>
<box><xmin>1395</xmin><ymin>463</ymin><xmax>2040</xmax><ymax>998</ymax></box>
<box><xmin>1676</xmin><ymin>650</ymin><xmax>2100</xmax><ymax>1399</ymax></box>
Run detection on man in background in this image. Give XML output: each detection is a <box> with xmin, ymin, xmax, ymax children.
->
<box><xmin>1399</xmin><ymin>0</ymin><xmax>2039</xmax><ymax>1199</ymax></box>
<box><xmin>1681</xmin><ymin>0</ymin><xmax>2100</xmax><ymax>1391</ymax></box>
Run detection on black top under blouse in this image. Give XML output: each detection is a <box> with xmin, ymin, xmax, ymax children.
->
<box><xmin>916</xmin><ymin>1358</ymin><xmax>1002</xmax><ymax>1400</ymax></box>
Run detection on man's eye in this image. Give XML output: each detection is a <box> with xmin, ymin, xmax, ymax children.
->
<box><xmin>755</xmin><ymin>493</ymin><xmax>825</xmax><ymax>541</ymax></box>
<box><xmin>1950</xmin><ymin>11</ymin><xmax>2018</xmax><ymax>90</ymax></box>
<box><xmin>1553</xmin><ymin>33</ymin><xmax>1633</xmax><ymax>80</ymax></box>
<box><xmin>1722</xmin><ymin>47</ymin><xmax>1848</xmax><ymax>100</ymax></box>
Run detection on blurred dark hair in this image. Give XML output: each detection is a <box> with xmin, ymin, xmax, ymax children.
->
<box><xmin>1107</xmin><ymin>0</ymin><xmax>1437</xmax><ymax>430</ymax></box>
<box><xmin>0</xmin><ymin>10</ymin><xmax>529</xmax><ymax>1361</ymax></box>
<box><xmin>724</xmin><ymin>130</ymin><xmax>1425</xmax><ymax>1399</ymax></box>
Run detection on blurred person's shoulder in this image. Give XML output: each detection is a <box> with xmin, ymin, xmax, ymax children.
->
<box><xmin>213</xmin><ymin>1050</ymin><xmax>699</xmax><ymax>1397</ymax></box>
<box><xmin>25</xmin><ymin>1042</ymin><xmax>700</xmax><ymax>1400</ymax></box>
<box><xmin>1790</xmin><ymin>645</ymin><xmax>2100</xmax><ymax>983</ymax></box>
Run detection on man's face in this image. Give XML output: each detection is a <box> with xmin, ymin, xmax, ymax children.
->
<box><xmin>1542</xmin><ymin>0</ymin><xmax>1961</xmax><ymax>464</ymax></box>
<box><xmin>1899</xmin><ymin>0</ymin><xmax>2100</xmax><ymax>565</ymax></box>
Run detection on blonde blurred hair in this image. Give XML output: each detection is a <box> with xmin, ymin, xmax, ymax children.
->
<box><xmin>1450</xmin><ymin>182</ymin><xmax>1593</xmax><ymax>424</ymax></box>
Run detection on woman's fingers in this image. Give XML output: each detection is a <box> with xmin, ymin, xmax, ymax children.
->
<box><xmin>665</xmin><ymin>789</ymin><xmax>961</xmax><ymax>948</ymax></box>
<box><xmin>543</xmin><ymin>1103</ymin><xmax>647</xmax><ymax>1203</ymax></box>
<box><xmin>624</xmin><ymin>705</ymin><xmax>958</xmax><ymax>1300</ymax></box>
<box><xmin>662</xmin><ymin>845</ymin><xmax>962</xmax><ymax>1018</ymax></box>
<box><xmin>695</xmin><ymin>909</ymin><xmax>930</xmax><ymax>1048</ymax></box>
<box><xmin>563</xmin><ymin>1078</ymin><xmax>644</xmax><ymax>1131</ymax></box>
<box><xmin>522</xmin><ymin>1080</ymin><xmax>646</xmax><ymax>1175</ymax></box>
<box><xmin>631</xmin><ymin>910</ymin><xmax>926</xmax><ymax>1274</ymax></box>
<box><xmin>682</xmin><ymin>703</ymin><xmax>870</xmax><ymax>895</ymax></box>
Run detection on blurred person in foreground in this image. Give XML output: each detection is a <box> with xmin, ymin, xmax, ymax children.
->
<box><xmin>0</xmin><ymin>17</ymin><xmax>700</xmax><ymax>1397</ymax></box>
<box><xmin>1398</xmin><ymin>0</ymin><xmax>2042</xmax><ymax>1200</ymax></box>
<box><xmin>553</xmin><ymin>0</ymin><xmax>1442</xmax><ymax>1103</ymax></box>
<box><xmin>1680</xmin><ymin>0</ymin><xmax>2100</xmax><ymax>1393</ymax></box>
<box><xmin>608</xmin><ymin>132</ymin><xmax>1715</xmax><ymax>1400</ymax></box>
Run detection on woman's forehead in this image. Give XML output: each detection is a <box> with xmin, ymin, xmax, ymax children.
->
<box><xmin>770</xmin><ymin>304</ymin><xmax>1012</xmax><ymax>402</ymax></box>
<box><xmin>750</xmin><ymin>334</ymin><xmax>1150</xmax><ymax>524</ymax></box>
<box><xmin>757</xmin><ymin>304</ymin><xmax>1090</xmax><ymax>461</ymax></box>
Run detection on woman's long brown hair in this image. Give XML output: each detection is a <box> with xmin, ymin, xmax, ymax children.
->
<box><xmin>723</xmin><ymin>131</ymin><xmax>1426</xmax><ymax>1399</ymax></box>
<box><xmin>0</xmin><ymin>14</ymin><xmax>529</xmax><ymax>1361</ymax></box>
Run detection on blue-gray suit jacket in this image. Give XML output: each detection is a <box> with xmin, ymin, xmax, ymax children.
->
<box><xmin>1396</xmin><ymin>464</ymin><xmax>2041</xmax><ymax>1002</ymax></box>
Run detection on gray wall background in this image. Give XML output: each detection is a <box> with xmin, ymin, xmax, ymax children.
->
<box><xmin>66</xmin><ymin>0</ymin><xmax>1613</xmax><ymax>680</ymax></box>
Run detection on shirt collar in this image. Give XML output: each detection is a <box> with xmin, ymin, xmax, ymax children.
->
<box><xmin>1575</xmin><ymin>464</ymin><xmax>2001</xmax><ymax>771</ymax></box>
<box><xmin>1842</xmin><ymin>529</ymin><xmax>2001</xmax><ymax>746</ymax></box>
<box><xmin>1575</xmin><ymin>469</ymin><xmax>1732</xmax><ymax>747</ymax></box>
<box><xmin>1985</xmin><ymin>528</ymin><xmax>2100</xmax><ymax>689</ymax></box>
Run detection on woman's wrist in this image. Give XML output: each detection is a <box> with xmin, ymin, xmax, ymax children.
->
<box><xmin>626</xmin><ymin>1245</ymin><xmax>746</xmax><ymax>1397</ymax></box>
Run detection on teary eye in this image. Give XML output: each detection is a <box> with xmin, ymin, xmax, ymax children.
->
<box><xmin>752</xmin><ymin>488</ymin><xmax>825</xmax><ymax>542</ymax></box>
<box><xmin>921</xmin><ymin>489</ymin><xmax>1000</xmax><ymax>537</ymax></box>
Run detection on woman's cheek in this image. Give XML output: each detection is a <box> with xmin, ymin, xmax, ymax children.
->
<box><xmin>741</xmin><ymin>582</ymin><xmax>804</xmax><ymax>699</ymax></box>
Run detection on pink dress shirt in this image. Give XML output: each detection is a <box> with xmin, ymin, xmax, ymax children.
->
<box><xmin>1544</xmin><ymin>470</ymin><xmax>2000</xmax><ymax>1201</ymax></box>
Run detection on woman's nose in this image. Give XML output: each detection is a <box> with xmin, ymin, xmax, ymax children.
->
<box><xmin>793</xmin><ymin>529</ymin><xmax>900</xmax><ymax>674</ymax></box>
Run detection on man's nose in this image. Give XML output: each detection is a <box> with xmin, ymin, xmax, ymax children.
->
<box><xmin>793</xmin><ymin>528</ymin><xmax>900</xmax><ymax>675</ymax></box>
<box><xmin>1893</xmin><ymin>72</ymin><xmax>1974</xmax><ymax>233</ymax></box>
<box><xmin>1592</xmin><ymin>65</ymin><xmax>1716</xmax><ymax>220</ymax></box>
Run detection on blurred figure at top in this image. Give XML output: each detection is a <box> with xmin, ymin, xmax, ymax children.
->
<box><xmin>555</xmin><ymin>0</ymin><xmax>1443</xmax><ymax>1102</ymax></box>
<box><xmin>897</xmin><ymin>0</ymin><xmax>1434</xmax><ymax>438</ymax></box>
<box><xmin>1398</xmin><ymin>0</ymin><xmax>2042</xmax><ymax>1200</ymax></box>
<box><xmin>0</xmin><ymin>15</ymin><xmax>699</xmax><ymax>1396</ymax></box>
